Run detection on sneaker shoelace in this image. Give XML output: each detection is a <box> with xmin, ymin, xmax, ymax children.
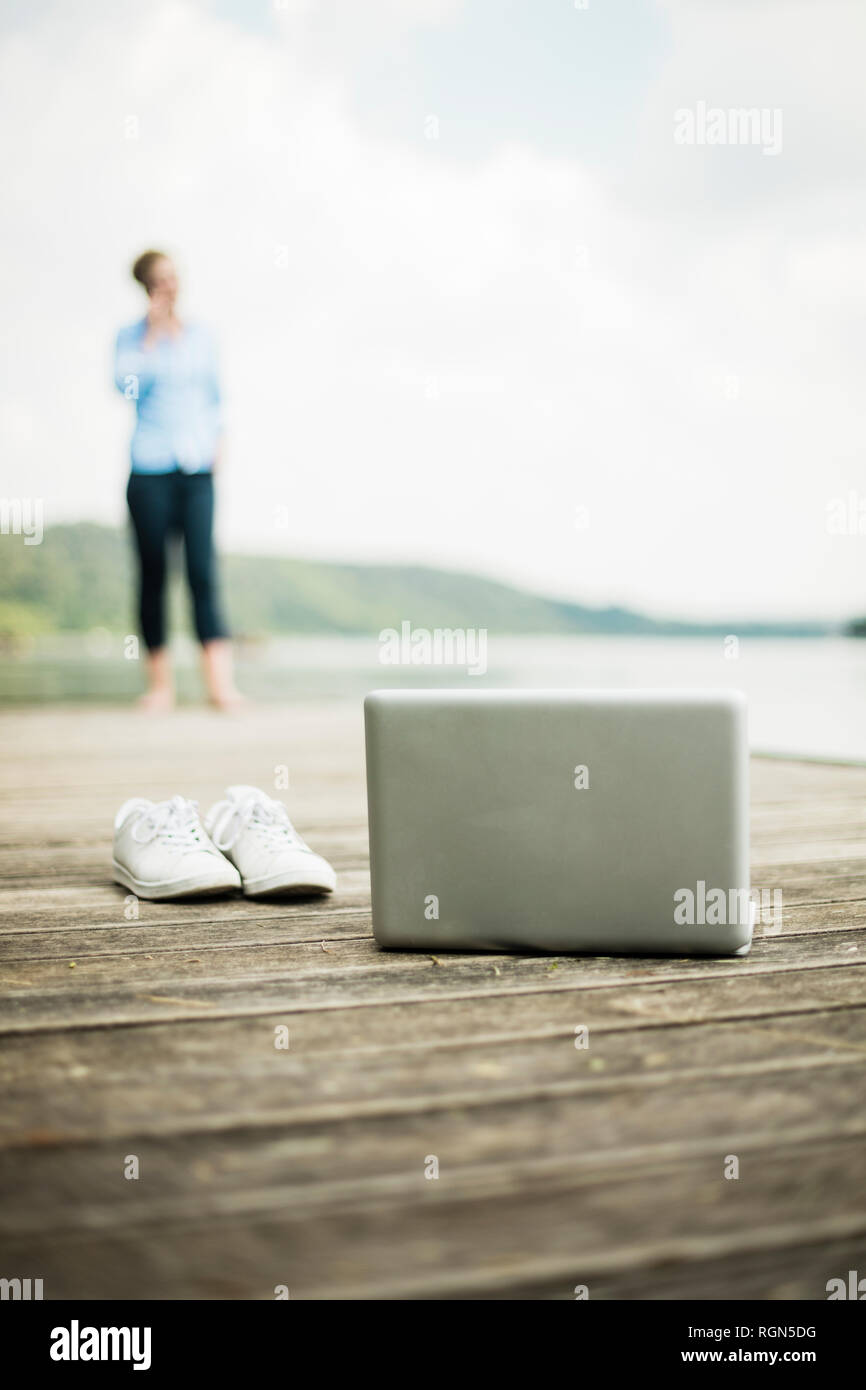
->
<box><xmin>131</xmin><ymin>796</ymin><xmax>211</xmax><ymax>854</ymax></box>
<box><xmin>211</xmin><ymin>796</ymin><xmax>309</xmax><ymax>854</ymax></box>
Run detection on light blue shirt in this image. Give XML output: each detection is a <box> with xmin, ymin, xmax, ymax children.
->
<box><xmin>114</xmin><ymin>319</ymin><xmax>222</xmax><ymax>473</ymax></box>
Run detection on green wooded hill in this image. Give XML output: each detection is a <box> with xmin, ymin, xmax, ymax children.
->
<box><xmin>0</xmin><ymin>523</ymin><xmax>830</xmax><ymax>640</ymax></box>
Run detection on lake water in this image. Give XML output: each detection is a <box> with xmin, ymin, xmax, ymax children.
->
<box><xmin>2</xmin><ymin>634</ymin><xmax>863</xmax><ymax>763</ymax></box>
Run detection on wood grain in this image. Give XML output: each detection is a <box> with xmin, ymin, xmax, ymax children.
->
<box><xmin>0</xmin><ymin>703</ymin><xmax>864</xmax><ymax>1300</ymax></box>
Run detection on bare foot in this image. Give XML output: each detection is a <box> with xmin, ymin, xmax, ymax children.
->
<box><xmin>139</xmin><ymin>648</ymin><xmax>174</xmax><ymax>713</ymax></box>
<box><xmin>137</xmin><ymin>687</ymin><xmax>175</xmax><ymax>714</ymax></box>
<box><xmin>201</xmin><ymin>640</ymin><xmax>245</xmax><ymax>712</ymax></box>
<box><xmin>208</xmin><ymin>687</ymin><xmax>248</xmax><ymax>713</ymax></box>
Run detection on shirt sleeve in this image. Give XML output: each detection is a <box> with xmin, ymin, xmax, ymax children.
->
<box><xmin>205</xmin><ymin>329</ymin><xmax>223</xmax><ymax>429</ymax></box>
<box><xmin>114</xmin><ymin>325</ymin><xmax>156</xmax><ymax>398</ymax></box>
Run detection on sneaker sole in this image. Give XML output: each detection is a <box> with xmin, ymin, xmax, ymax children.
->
<box><xmin>112</xmin><ymin>860</ymin><xmax>240</xmax><ymax>902</ymax></box>
<box><xmin>242</xmin><ymin>871</ymin><xmax>336</xmax><ymax>899</ymax></box>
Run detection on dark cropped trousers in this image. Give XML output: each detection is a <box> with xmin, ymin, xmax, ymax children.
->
<box><xmin>127</xmin><ymin>468</ymin><xmax>228</xmax><ymax>652</ymax></box>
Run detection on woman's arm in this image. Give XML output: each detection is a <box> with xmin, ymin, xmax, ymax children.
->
<box><xmin>114</xmin><ymin>293</ymin><xmax>179</xmax><ymax>395</ymax></box>
<box><xmin>206</xmin><ymin>330</ymin><xmax>224</xmax><ymax>471</ymax></box>
<box><xmin>114</xmin><ymin>326</ymin><xmax>156</xmax><ymax>398</ymax></box>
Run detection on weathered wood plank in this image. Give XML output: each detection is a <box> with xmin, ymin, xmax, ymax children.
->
<box><xmin>1</xmin><ymin>1007</ymin><xmax>864</xmax><ymax>1147</ymax></box>
<box><xmin>1</xmin><ymin>895</ymin><xmax>863</xmax><ymax>956</ymax></box>
<box><xmin>0</xmin><ymin>1138</ymin><xmax>863</xmax><ymax>1299</ymax></box>
<box><xmin>0</xmin><ymin>932</ymin><xmax>864</xmax><ymax>1034</ymax></box>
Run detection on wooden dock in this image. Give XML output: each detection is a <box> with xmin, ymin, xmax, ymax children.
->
<box><xmin>0</xmin><ymin>702</ymin><xmax>864</xmax><ymax>1300</ymax></box>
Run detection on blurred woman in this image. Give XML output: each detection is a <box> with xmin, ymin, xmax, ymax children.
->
<box><xmin>114</xmin><ymin>250</ymin><xmax>242</xmax><ymax>711</ymax></box>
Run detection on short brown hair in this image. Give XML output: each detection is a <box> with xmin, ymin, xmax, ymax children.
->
<box><xmin>131</xmin><ymin>250</ymin><xmax>167</xmax><ymax>290</ymax></box>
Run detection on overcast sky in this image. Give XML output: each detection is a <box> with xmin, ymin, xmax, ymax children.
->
<box><xmin>2</xmin><ymin>0</ymin><xmax>865</xmax><ymax>621</ymax></box>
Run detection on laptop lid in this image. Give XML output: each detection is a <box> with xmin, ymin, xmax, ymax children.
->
<box><xmin>364</xmin><ymin>688</ymin><xmax>752</xmax><ymax>957</ymax></box>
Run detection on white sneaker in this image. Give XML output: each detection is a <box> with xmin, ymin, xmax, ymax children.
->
<box><xmin>205</xmin><ymin>785</ymin><xmax>337</xmax><ymax>898</ymax></box>
<box><xmin>113</xmin><ymin>795</ymin><xmax>241</xmax><ymax>901</ymax></box>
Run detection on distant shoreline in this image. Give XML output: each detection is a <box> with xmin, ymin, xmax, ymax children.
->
<box><xmin>0</xmin><ymin>522</ymin><xmax>840</xmax><ymax>643</ymax></box>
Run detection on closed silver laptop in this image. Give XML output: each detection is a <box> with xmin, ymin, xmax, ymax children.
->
<box><xmin>364</xmin><ymin>688</ymin><xmax>753</xmax><ymax>956</ymax></box>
